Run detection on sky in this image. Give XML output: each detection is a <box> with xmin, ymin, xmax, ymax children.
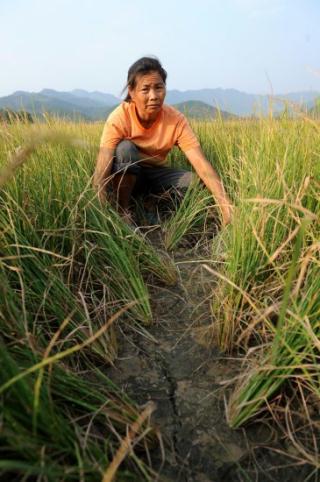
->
<box><xmin>1</xmin><ymin>0</ymin><xmax>320</xmax><ymax>97</ymax></box>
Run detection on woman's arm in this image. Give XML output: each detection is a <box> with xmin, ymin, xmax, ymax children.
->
<box><xmin>184</xmin><ymin>145</ymin><xmax>233</xmax><ymax>226</ymax></box>
<box><xmin>93</xmin><ymin>146</ymin><xmax>115</xmax><ymax>203</ymax></box>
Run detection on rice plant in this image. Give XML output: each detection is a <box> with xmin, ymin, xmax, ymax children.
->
<box><xmin>0</xmin><ymin>337</ymin><xmax>155</xmax><ymax>480</ymax></box>
<box><xmin>227</xmin><ymin>238</ymin><xmax>320</xmax><ymax>429</ymax></box>
<box><xmin>163</xmin><ymin>178</ymin><xmax>215</xmax><ymax>250</ymax></box>
<box><xmin>0</xmin><ymin>116</ymin><xmax>167</xmax><ymax>480</ymax></box>
<box><xmin>209</xmin><ymin>117</ymin><xmax>320</xmax><ymax>351</ymax></box>
<box><xmin>203</xmin><ymin>115</ymin><xmax>320</xmax><ymax>466</ymax></box>
<box><xmin>0</xmin><ymin>119</ymin><xmax>177</xmax><ymax>330</ymax></box>
<box><xmin>2</xmin><ymin>112</ymin><xmax>320</xmax><ymax>476</ymax></box>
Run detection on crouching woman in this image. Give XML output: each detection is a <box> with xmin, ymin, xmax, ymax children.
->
<box><xmin>93</xmin><ymin>56</ymin><xmax>232</xmax><ymax>226</ymax></box>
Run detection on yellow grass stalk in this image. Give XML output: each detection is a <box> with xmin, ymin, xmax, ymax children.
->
<box><xmin>102</xmin><ymin>401</ymin><xmax>156</xmax><ymax>482</ymax></box>
<box><xmin>0</xmin><ymin>302</ymin><xmax>135</xmax><ymax>395</ymax></box>
<box><xmin>0</xmin><ymin>128</ymin><xmax>86</xmax><ymax>188</ymax></box>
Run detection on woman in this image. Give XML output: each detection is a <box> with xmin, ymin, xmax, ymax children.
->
<box><xmin>93</xmin><ymin>56</ymin><xmax>232</xmax><ymax>226</ymax></box>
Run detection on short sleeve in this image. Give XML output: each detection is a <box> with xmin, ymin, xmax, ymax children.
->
<box><xmin>175</xmin><ymin>115</ymin><xmax>200</xmax><ymax>152</ymax></box>
<box><xmin>99</xmin><ymin>106</ymin><xmax>128</xmax><ymax>149</ymax></box>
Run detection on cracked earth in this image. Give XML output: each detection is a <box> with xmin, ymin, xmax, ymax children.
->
<box><xmin>105</xmin><ymin>235</ymin><xmax>311</xmax><ymax>481</ymax></box>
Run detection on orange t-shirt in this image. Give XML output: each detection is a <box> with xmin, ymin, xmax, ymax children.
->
<box><xmin>99</xmin><ymin>102</ymin><xmax>200</xmax><ymax>166</ymax></box>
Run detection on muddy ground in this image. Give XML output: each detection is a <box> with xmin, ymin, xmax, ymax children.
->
<box><xmin>105</xmin><ymin>227</ymin><xmax>314</xmax><ymax>482</ymax></box>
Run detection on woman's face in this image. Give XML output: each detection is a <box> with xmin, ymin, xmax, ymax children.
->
<box><xmin>128</xmin><ymin>70</ymin><xmax>166</xmax><ymax>121</ymax></box>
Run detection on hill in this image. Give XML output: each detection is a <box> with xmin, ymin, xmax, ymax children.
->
<box><xmin>166</xmin><ymin>88</ymin><xmax>320</xmax><ymax>116</ymax></box>
<box><xmin>172</xmin><ymin>100</ymin><xmax>235</xmax><ymax>119</ymax></box>
<box><xmin>0</xmin><ymin>88</ymin><xmax>319</xmax><ymax>119</ymax></box>
<box><xmin>0</xmin><ymin>90</ymin><xmax>118</xmax><ymax>121</ymax></box>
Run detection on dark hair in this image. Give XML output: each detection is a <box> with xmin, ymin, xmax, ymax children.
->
<box><xmin>123</xmin><ymin>56</ymin><xmax>167</xmax><ymax>102</ymax></box>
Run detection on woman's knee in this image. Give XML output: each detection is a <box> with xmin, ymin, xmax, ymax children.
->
<box><xmin>113</xmin><ymin>140</ymin><xmax>141</xmax><ymax>175</ymax></box>
<box><xmin>115</xmin><ymin>140</ymin><xmax>139</xmax><ymax>162</ymax></box>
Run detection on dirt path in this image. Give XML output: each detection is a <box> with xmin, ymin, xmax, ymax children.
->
<box><xmin>105</xmin><ymin>232</ymin><xmax>310</xmax><ymax>481</ymax></box>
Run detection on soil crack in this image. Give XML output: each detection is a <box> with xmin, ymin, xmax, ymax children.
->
<box><xmin>158</xmin><ymin>355</ymin><xmax>184</xmax><ymax>466</ymax></box>
<box><xmin>104</xmin><ymin>249</ymin><xmax>308</xmax><ymax>481</ymax></box>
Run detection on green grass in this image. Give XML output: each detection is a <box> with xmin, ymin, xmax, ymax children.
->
<box><xmin>196</xmin><ymin>116</ymin><xmax>320</xmax><ymax>464</ymax></box>
<box><xmin>1</xmin><ymin>113</ymin><xmax>320</xmax><ymax>476</ymax></box>
<box><xmin>0</xmin><ymin>338</ymin><xmax>154</xmax><ymax>480</ymax></box>
<box><xmin>163</xmin><ymin>178</ymin><xmax>215</xmax><ymax>250</ymax></box>
<box><xmin>0</xmin><ymin>118</ymin><xmax>172</xmax><ymax>480</ymax></box>
<box><xmin>227</xmin><ymin>223</ymin><xmax>320</xmax><ymax>428</ymax></box>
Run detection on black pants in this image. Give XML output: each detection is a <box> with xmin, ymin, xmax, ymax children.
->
<box><xmin>111</xmin><ymin>140</ymin><xmax>193</xmax><ymax>197</ymax></box>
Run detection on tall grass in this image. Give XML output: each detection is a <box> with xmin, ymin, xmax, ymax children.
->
<box><xmin>2</xmin><ymin>113</ymin><xmax>320</xmax><ymax>476</ymax></box>
<box><xmin>0</xmin><ymin>117</ymin><xmax>171</xmax><ymax>480</ymax></box>
<box><xmin>0</xmin><ymin>336</ymin><xmax>155</xmax><ymax>480</ymax></box>
<box><xmin>0</xmin><ymin>257</ymin><xmax>155</xmax><ymax>479</ymax></box>
<box><xmin>0</xmin><ymin>120</ymin><xmax>177</xmax><ymax>328</ymax></box>
<box><xmin>163</xmin><ymin>178</ymin><xmax>214</xmax><ymax>250</ymax></box>
<box><xmin>207</xmin><ymin>118</ymin><xmax>320</xmax><ymax>351</ymax></box>
<box><xmin>227</xmin><ymin>222</ymin><xmax>319</xmax><ymax>423</ymax></box>
<box><xmin>199</xmin><ymin>115</ymin><xmax>320</xmax><ymax>465</ymax></box>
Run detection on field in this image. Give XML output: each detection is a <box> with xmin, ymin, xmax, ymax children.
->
<box><xmin>0</xmin><ymin>113</ymin><xmax>319</xmax><ymax>481</ymax></box>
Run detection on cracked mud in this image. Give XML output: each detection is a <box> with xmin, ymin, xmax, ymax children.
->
<box><xmin>105</xmin><ymin>236</ymin><xmax>311</xmax><ymax>481</ymax></box>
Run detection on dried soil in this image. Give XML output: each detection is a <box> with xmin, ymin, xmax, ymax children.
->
<box><xmin>105</xmin><ymin>228</ymin><xmax>313</xmax><ymax>481</ymax></box>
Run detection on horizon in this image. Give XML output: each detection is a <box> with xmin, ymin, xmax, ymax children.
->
<box><xmin>3</xmin><ymin>85</ymin><xmax>320</xmax><ymax>100</ymax></box>
<box><xmin>1</xmin><ymin>0</ymin><xmax>319</xmax><ymax>98</ymax></box>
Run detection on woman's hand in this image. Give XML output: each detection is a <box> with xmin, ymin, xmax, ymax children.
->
<box><xmin>220</xmin><ymin>201</ymin><xmax>233</xmax><ymax>227</ymax></box>
<box><xmin>93</xmin><ymin>146</ymin><xmax>115</xmax><ymax>203</ymax></box>
<box><xmin>184</xmin><ymin>146</ymin><xmax>233</xmax><ymax>228</ymax></box>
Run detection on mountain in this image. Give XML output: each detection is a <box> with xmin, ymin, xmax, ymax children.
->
<box><xmin>166</xmin><ymin>88</ymin><xmax>320</xmax><ymax>116</ymax></box>
<box><xmin>0</xmin><ymin>88</ymin><xmax>319</xmax><ymax>119</ymax></box>
<box><xmin>71</xmin><ymin>89</ymin><xmax>119</xmax><ymax>105</ymax></box>
<box><xmin>0</xmin><ymin>89</ymin><xmax>118</xmax><ymax>120</ymax></box>
<box><xmin>167</xmin><ymin>88</ymin><xmax>256</xmax><ymax>115</ymax></box>
<box><xmin>172</xmin><ymin>100</ymin><xmax>235</xmax><ymax>119</ymax></box>
<box><xmin>40</xmin><ymin>89</ymin><xmax>112</xmax><ymax>109</ymax></box>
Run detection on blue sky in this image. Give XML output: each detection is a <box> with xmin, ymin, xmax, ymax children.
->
<box><xmin>1</xmin><ymin>0</ymin><xmax>319</xmax><ymax>97</ymax></box>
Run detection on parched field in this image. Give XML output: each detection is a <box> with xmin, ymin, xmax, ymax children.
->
<box><xmin>0</xmin><ymin>114</ymin><xmax>319</xmax><ymax>481</ymax></box>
